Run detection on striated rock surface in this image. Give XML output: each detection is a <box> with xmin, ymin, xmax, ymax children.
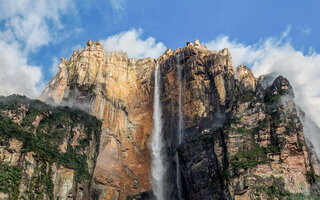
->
<box><xmin>0</xmin><ymin>95</ymin><xmax>101</xmax><ymax>200</ymax></box>
<box><xmin>37</xmin><ymin>40</ymin><xmax>320</xmax><ymax>199</ymax></box>
<box><xmin>40</xmin><ymin>41</ymin><xmax>155</xmax><ymax>199</ymax></box>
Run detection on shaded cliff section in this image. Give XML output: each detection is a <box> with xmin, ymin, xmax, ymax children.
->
<box><xmin>39</xmin><ymin>39</ymin><xmax>320</xmax><ymax>200</ymax></box>
<box><xmin>0</xmin><ymin>95</ymin><xmax>102</xmax><ymax>200</ymax></box>
<box><xmin>157</xmin><ymin>43</ymin><xmax>320</xmax><ymax>199</ymax></box>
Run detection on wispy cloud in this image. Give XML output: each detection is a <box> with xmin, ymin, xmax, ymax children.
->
<box><xmin>301</xmin><ymin>27</ymin><xmax>311</xmax><ymax>36</ymax></box>
<box><xmin>206</xmin><ymin>28</ymin><xmax>320</xmax><ymax>156</ymax></box>
<box><xmin>101</xmin><ymin>28</ymin><xmax>167</xmax><ymax>59</ymax></box>
<box><xmin>109</xmin><ymin>0</ymin><xmax>126</xmax><ymax>11</ymax></box>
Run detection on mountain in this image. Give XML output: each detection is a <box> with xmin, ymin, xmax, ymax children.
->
<box><xmin>0</xmin><ymin>40</ymin><xmax>319</xmax><ymax>199</ymax></box>
<box><xmin>0</xmin><ymin>95</ymin><xmax>101</xmax><ymax>199</ymax></box>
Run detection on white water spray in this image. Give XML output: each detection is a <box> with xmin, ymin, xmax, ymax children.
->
<box><xmin>151</xmin><ymin>62</ymin><xmax>166</xmax><ymax>200</ymax></box>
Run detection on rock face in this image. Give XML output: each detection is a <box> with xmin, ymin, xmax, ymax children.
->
<box><xmin>157</xmin><ymin>44</ymin><xmax>320</xmax><ymax>199</ymax></box>
<box><xmin>0</xmin><ymin>95</ymin><xmax>101</xmax><ymax>200</ymax></box>
<box><xmin>38</xmin><ymin>40</ymin><xmax>320</xmax><ymax>199</ymax></box>
<box><xmin>40</xmin><ymin>41</ymin><xmax>155</xmax><ymax>199</ymax></box>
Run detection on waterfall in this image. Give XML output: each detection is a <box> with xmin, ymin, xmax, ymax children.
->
<box><xmin>176</xmin><ymin>53</ymin><xmax>184</xmax><ymax>200</ymax></box>
<box><xmin>151</xmin><ymin>62</ymin><xmax>166</xmax><ymax>200</ymax></box>
<box><xmin>177</xmin><ymin>56</ymin><xmax>184</xmax><ymax>144</ymax></box>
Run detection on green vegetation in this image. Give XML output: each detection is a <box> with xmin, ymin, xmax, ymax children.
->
<box><xmin>255</xmin><ymin>185</ymin><xmax>320</xmax><ymax>200</ymax></box>
<box><xmin>284</xmin><ymin>119</ymin><xmax>296</xmax><ymax>135</ymax></box>
<box><xmin>269</xmin><ymin>109</ymin><xmax>282</xmax><ymax>127</ymax></box>
<box><xmin>0</xmin><ymin>163</ymin><xmax>22</xmax><ymax>199</ymax></box>
<box><xmin>230</xmin><ymin>144</ymin><xmax>269</xmax><ymax>172</ymax></box>
<box><xmin>264</xmin><ymin>93</ymin><xmax>283</xmax><ymax>105</ymax></box>
<box><xmin>221</xmin><ymin>168</ymin><xmax>231</xmax><ymax>180</ymax></box>
<box><xmin>239</xmin><ymin>90</ymin><xmax>259</xmax><ymax>103</ymax></box>
<box><xmin>226</xmin><ymin>112</ymin><xmax>285</xmax><ymax>173</ymax></box>
<box><xmin>264</xmin><ymin>89</ymin><xmax>286</xmax><ymax>105</ymax></box>
<box><xmin>306</xmin><ymin>170</ymin><xmax>319</xmax><ymax>184</ymax></box>
<box><xmin>0</xmin><ymin>115</ymin><xmax>96</xmax><ymax>181</ymax></box>
<box><xmin>23</xmin><ymin>164</ymin><xmax>54</xmax><ymax>200</ymax></box>
<box><xmin>185</xmin><ymin>133</ymin><xmax>214</xmax><ymax>148</ymax></box>
<box><xmin>0</xmin><ymin>95</ymin><xmax>102</xmax><ymax>198</ymax></box>
<box><xmin>223</xmin><ymin>115</ymin><xmax>241</xmax><ymax>131</ymax></box>
<box><xmin>40</xmin><ymin>173</ymin><xmax>54</xmax><ymax>199</ymax></box>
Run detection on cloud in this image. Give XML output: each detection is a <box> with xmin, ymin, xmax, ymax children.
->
<box><xmin>109</xmin><ymin>0</ymin><xmax>126</xmax><ymax>11</ymax></box>
<box><xmin>50</xmin><ymin>57</ymin><xmax>60</xmax><ymax>75</ymax></box>
<box><xmin>0</xmin><ymin>40</ymin><xmax>44</xmax><ymax>97</ymax></box>
<box><xmin>206</xmin><ymin>29</ymin><xmax>320</xmax><ymax>156</ymax></box>
<box><xmin>0</xmin><ymin>0</ymin><xmax>74</xmax><ymax>98</ymax></box>
<box><xmin>0</xmin><ymin>0</ymin><xmax>74</xmax><ymax>52</ymax></box>
<box><xmin>101</xmin><ymin>28</ymin><xmax>167</xmax><ymax>59</ymax></box>
<box><xmin>301</xmin><ymin>27</ymin><xmax>311</xmax><ymax>36</ymax></box>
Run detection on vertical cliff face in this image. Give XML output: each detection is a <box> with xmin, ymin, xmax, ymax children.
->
<box><xmin>0</xmin><ymin>95</ymin><xmax>101</xmax><ymax>200</ymax></box>
<box><xmin>157</xmin><ymin>42</ymin><xmax>320</xmax><ymax>199</ymax></box>
<box><xmin>40</xmin><ymin>41</ymin><xmax>155</xmax><ymax>199</ymax></box>
<box><xmin>39</xmin><ymin>40</ymin><xmax>320</xmax><ymax>199</ymax></box>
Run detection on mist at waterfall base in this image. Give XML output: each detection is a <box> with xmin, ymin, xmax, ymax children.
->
<box><xmin>151</xmin><ymin>63</ymin><xmax>167</xmax><ymax>200</ymax></box>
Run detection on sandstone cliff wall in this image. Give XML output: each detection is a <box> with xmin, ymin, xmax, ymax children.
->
<box><xmin>41</xmin><ymin>41</ymin><xmax>155</xmax><ymax>199</ymax></box>
<box><xmin>39</xmin><ymin>40</ymin><xmax>320</xmax><ymax>200</ymax></box>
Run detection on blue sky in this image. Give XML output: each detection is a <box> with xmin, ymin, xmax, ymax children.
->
<box><xmin>0</xmin><ymin>0</ymin><xmax>320</xmax><ymax>96</ymax></box>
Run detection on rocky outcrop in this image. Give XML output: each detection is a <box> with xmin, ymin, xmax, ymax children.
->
<box><xmin>38</xmin><ymin>40</ymin><xmax>320</xmax><ymax>199</ymax></box>
<box><xmin>0</xmin><ymin>95</ymin><xmax>101</xmax><ymax>200</ymax></box>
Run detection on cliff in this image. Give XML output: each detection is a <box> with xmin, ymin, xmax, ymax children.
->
<box><xmin>40</xmin><ymin>41</ymin><xmax>155</xmax><ymax>199</ymax></box>
<box><xmin>0</xmin><ymin>95</ymin><xmax>101</xmax><ymax>200</ymax></box>
<box><xmin>36</xmin><ymin>40</ymin><xmax>320</xmax><ymax>199</ymax></box>
<box><xmin>157</xmin><ymin>44</ymin><xmax>320</xmax><ymax>199</ymax></box>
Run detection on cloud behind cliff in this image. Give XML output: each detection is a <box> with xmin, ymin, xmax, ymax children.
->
<box><xmin>206</xmin><ymin>30</ymin><xmax>320</xmax><ymax>156</ymax></box>
<box><xmin>101</xmin><ymin>29</ymin><xmax>167</xmax><ymax>59</ymax></box>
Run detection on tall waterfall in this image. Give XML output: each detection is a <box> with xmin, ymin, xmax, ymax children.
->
<box><xmin>177</xmin><ymin>57</ymin><xmax>184</xmax><ymax>144</ymax></box>
<box><xmin>176</xmin><ymin>53</ymin><xmax>184</xmax><ymax>200</ymax></box>
<box><xmin>151</xmin><ymin>62</ymin><xmax>166</xmax><ymax>200</ymax></box>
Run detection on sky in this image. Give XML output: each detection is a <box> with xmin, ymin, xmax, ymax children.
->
<box><xmin>0</xmin><ymin>0</ymin><xmax>319</xmax><ymax>95</ymax></box>
<box><xmin>1</xmin><ymin>0</ymin><xmax>320</xmax><ymax>151</ymax></box>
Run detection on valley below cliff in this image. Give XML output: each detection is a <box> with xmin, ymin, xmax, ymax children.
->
<box><xmin>0</xmin><ymin>40</ymin><xmax>320</xmax><ymax>200</ymax></box>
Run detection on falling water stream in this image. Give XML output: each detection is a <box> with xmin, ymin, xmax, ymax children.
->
<box><xmin>176</xmin><ymin>53</ymin><xmax>184</xmax><ymax>200</ymax></box>
<box><xmin>151</xmin><ymin>62</ymin><xmax>166</xmax><ymax>200</ymax></box>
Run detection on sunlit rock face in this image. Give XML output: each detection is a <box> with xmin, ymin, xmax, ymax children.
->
<box><xmin>40</xmin><ymin>41</ymin><xmax>155</xmax><ymax>199</ymax></box>
<box><xmin>40</xmin><ymin>40</ymin><xmax>320</xmax><ymax>200</ymax></box>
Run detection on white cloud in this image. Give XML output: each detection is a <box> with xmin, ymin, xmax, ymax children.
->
<box><xmin>0</xmin><ymin>40</ymin><xmax>44</xmax><ymax>97</ymax></box>
<box><xmin>0</xmin><ymin>0</ymin><xmax>74</xmax><ymax>52</ymax></box>
<box><xmin>206</xmin><ymin>30</ymin><xmax>320</xmax><ymax>156</ymax></box>
<box><xmin>101</xmin><ymin>28</ymin><xmax>167</xmax><ymax>59</ymax></box>
<box><xmin>0</xmin><ymin>0</ymin><xmax>74</xmax><ymax>98</ymax></box>
<box><xmin>109</xmin><ymin>0</ymin><xmax>126</xmax><ymax>11</ymax></box>
<box><xmin>50</xmin><ymin>57</ymin><xmax>60</xmax><ymax>75</ymax></box>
